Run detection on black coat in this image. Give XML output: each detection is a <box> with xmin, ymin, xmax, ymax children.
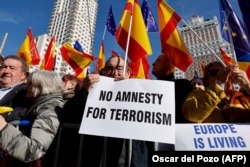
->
<box><xmin>152</xmin><ymin>74</ymin><xmax>192</xmax><ymax>152</ymax></box>
<box><xmin>157</xmin><ymin>73</ymin><xmax>192</xmax><ymax>123</ymax></box>
<box><xmin>58</xmin><ymin>87</ymin><xmax>149</xmax><ymax>167</ymax></box>
<box><xmin>0</xmin><ymin>83</ymin><xmax>31</xmax><ymax>122</ymax></box>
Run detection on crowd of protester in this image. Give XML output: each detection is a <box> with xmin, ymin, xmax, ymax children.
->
<box><xmin>0</xmin><ymin>53</ymin><xmax>249</xmax><ymax>166</ymax></box>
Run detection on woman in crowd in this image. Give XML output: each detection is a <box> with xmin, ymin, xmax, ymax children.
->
<box><xmin>62</xmin><ymin>74</ymin><xmax>82</xmax><ymax>103</ymax></box>
<box><xmin>0</xmin><ymin>70</ymin><xmax>64</xmax><ymax>167</ymax></box>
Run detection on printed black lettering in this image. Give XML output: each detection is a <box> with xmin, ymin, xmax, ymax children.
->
<box><xmin>115</xmin><ymin>91</ymin><xmax>121</xmax><ymax>102</ymax></box>
<box><xmin>130</xmin><ymin>110</ymin><xmax>136</xmax><ymax>122</ymax></box>
<box><xmin>99</xmin><ymin>90</ymin><xmax>112</xmax><ymax>101</ymax></box>
<box><xmin>122</xmin><ymin>109</ymin><xmax>129</xmax><ymax>121</ymax></box>
<box><xmin>109</xmin><ymin>108</ymin><xmax>171</xmax><ymax>125</ymax></box>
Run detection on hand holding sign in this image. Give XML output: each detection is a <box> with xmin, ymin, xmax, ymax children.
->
<box><xmin>79</xmin><ymin>76</ymin><xmax>175</xmax><ymax>144</ymax></box>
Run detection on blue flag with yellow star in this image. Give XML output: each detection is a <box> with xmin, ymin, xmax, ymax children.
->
<box><xmin>141</xmin><ymin>0</ymin><xmax>158</xmax><ymax>32</ymax></box>
<box><xmin>220</xmin><ymin>0</ymin><xmax>250</xmax><ymax>61</ymax></box>
<box><xmin>106</xmin><ymin>5</ymin><xmax>116</xmax><ymax>36</ymax></box>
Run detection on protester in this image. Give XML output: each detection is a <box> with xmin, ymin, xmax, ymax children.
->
<box><xmin>0</xmin><ymin>55</ymin><xmax>31</xmax><ymax>122</ymax></box>
<box><xmin>58</xmin><ymin>55</ymin><xmax>150</xmax><ymax>167</ymax></box>
<box><xmin>182</xmin><ymin>61</ymin><xmax>250</xmax><ymax>123</ymax></box>
<box><xmin>190</xmin><ymin>71</ymin><xmax>205</xmax><ymax>91</ymax></box>
<box><xmin>152</xmin><ymin>54</ymin><xmax>192</xmax><ymax>123</ymax></box>
<box><xmin>190</xmin><ymin>77</ymin><xmax>204</xmax><ymax>90</ymax></box>
<box><xmin>151</xmin><ymin>54</ymin><xmax>192</xmax><ymax>151</ymax></box>
<box><xmin>62</xmin><ymin>74</ymin><xmax>82</xmax><ymax>103</ymax></box>
<box><xmin>0</xmin><ymin>70</ymin><xmax>64</xmax><ymax>166</ymax></box>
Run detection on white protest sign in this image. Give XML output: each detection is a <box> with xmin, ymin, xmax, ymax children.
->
<box><xmin>79</xmin><ymin>76</ymin><xmax>175</xmax><ymax>144</ymax></box>
<box><xmin>175</xmin><ymin>123</ymin><xmax>250</xmax><ymax>150</ymax></box>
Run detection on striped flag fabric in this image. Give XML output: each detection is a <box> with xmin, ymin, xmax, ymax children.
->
<box><xmin>115</xmin><ymin>0</ymin><xmax>152</xmax><ymax>62</ymax></box>
<box><xmin>157</xmin><ymin>0</ymin><xmax>192</xmax><ymax>72</ymax></box>
<box><xmin>220</xmin><ymin>47</ymin><xmax>234</xmax><ymax>65</ymax></box>
<box><xmin>17</xmin><ymin>28</ymin><xmax>40</xmax><ymax>65</ymax></box>
<box><xmin>40</xmin><ymin>36</ymin><xmax>55</xmax><ymax>70</ymax></box>
<box><xmin>60</xmin><ymin>43</ymin><xmax>94</xmax><ymax>77</ymax></box>
<box><xmin>97</xmin><ymin>40</ymin><xmax>105</xmax><ymax>71</ymax></box>
<box><xmin>130</xmin><ymin>56</ymin><xmax>151</xmax><ymax>79</ymax></box>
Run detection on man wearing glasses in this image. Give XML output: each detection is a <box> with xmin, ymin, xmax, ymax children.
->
<box><xmin>59</xmin><ymin>55</ymin><xmax>150</xmax><ymax>167</ymax></box>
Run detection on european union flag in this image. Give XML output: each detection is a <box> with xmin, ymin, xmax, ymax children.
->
<box><xmin>141</xmin><ymin>0</ymin><xmax>158</xmax><ymax>32</ymax></box>
<box><xmin>220</xmin><ymin>0</ymin><xmax>250</xmax><ymax>61</ymax></box>
<box><xmin>106</xmin><ymin>5</ymin><xmax>116</xmax><ymax>36</ymax></box>
<box><xmin>74</xmin><ymin>40</ymin><xmax>84</xmax><ymax>52</ymax></box>
<box><xmin>238</xmin><ymin>0</ymin><xmax>250</xmax><ymax>41</ymax></box>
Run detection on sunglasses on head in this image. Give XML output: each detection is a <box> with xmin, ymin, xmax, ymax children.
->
<box><xmin>207</xmin><ymin>69</ymin><xmax>219</xmax><ymax>77</ymax></box>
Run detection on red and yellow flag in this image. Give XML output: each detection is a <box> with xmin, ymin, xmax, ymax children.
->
<box><xmin>220</xmin><ymin>47</ymin><xmax>234</xmax><ymax>65</ymax></box>
<box><xmin>40</xmin><ymin>36</ymin><xmax>55</xmax><ymax>70</ymax></box>
<box><xmin>238</xmin><ymin>62</ymin><xmax>250</xmax><ymax>79</ymax></box>
<box><xmin>158</xmin><ymin>0</ymin><xmax>192</xmax><ymax>71</ymax></box>
<box><xmin>130</xmin><ymin>56</ymin><xmax>151</xmax><ymax>79</ymax></box>
<box><xmin>220</xmin><ymin>47</ymin><xmax>250</xmax><ymax>79</ymax></box>
<box><xmin>97</xmin><ymin>40</ymin><xmax>105</xmax><ymax>71</ymax></box>
<box><xmin>115</xmin><ymin>0</ymin><xmax>152</xmax><ymax>62</ymax></box>
<box><xmin>60</xmin><ymin>43</ymin><xmax>94</xmax><ymax>78</ymax></box>
<box><xmin>17</xmin><ymin>28</ymin><xmax>40</xmax><ymax>65</ymax></box>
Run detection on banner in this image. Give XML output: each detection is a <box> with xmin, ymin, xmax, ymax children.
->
<box><xmin>176</xmin><ymin>123</ymin><xmax>250</xmax><ymax>151</ymax></box>
<box><xmin>79</xmin><ymin>76</ymin><xmax>175</xmax><ymax>144</ymax></box>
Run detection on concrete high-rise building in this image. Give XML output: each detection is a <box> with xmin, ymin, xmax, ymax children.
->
<box><xmin>176</xmin><ymin>15</ymin><xmax>233</xmax><ymax>80</ymax></box>
<box><xmin>31</xmin><ymin>0</ymin><xmax>98</xmax><ymax>76</ymax></box>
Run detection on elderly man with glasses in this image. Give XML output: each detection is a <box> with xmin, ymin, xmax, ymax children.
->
<box><xmin>58</xmin><ymin>55</ymin><xmax>151</xmax><ymax>167</ymax></box>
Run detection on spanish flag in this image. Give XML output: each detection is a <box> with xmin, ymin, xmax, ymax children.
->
<box><xmin>17</xmin><ymin>28</ymin><xmax>40</xmax><ymax>65</ymax></box>
<box><xmin>40</xmin><ymin>36</ymin><xmax>55</xmax><ymax>70</ymax></box>
<box><xmin>130</xmin><ymin>56</ymin><xmax>151</xmax><ymax>79</ymax></box>
<box><xmin>220</xmin><ymin>47</ymin><xmax>234</xmax><ymax>65</ymax></box>
<box><xmin>115</xmin><ymin>0</ymin><xmax>152</xmax><ymax>62</ymax></box>
<box><xmin>97</xmin><ymin>40</ymin><xmax>105</xmax><ymax>71</ymax></box>
<box><xmin>60</xmin><ymin>43</ymin><xmax>94</xmax><ymax>77</ymax></box>
<box><xmin>158</xmin><ymin>0</ymin><xmax>192</xmax><ymax>72</ymax></box>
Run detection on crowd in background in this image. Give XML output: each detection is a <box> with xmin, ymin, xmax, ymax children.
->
<box><xmin>0</xmin><ymin>53</ymin><xmax>249</xmax><ymax>167</ymax></box>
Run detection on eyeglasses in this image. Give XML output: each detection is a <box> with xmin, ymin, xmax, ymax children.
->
<box><xmin>207</xmin><ymin>69</ymin><xmax>219</xmax><ymax>77</ymax></box>
<box><xmin>103</xmin><ymin>66</ymin><xmax>124</xmax><ymax>74</ymax></box>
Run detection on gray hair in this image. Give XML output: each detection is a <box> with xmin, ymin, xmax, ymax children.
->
<box><xmin>28</xmin><ymin>70</ymin><xmax>65</xmax><ymax>97</ymax></box>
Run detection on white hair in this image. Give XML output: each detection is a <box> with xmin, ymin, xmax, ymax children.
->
<box><xmin>28</xmin><ymin>70</ymin><xmax>65</xmax><ymax>97</ymax></box>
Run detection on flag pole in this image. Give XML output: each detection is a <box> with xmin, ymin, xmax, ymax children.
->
<box><xmin>0</xmin><ymin>33</ymin><xmax>8</xmax><ymax>56</ymax></box>
<box><xmin>122</xmin><ymin>7</ymin><xmax>133</xmax><ymax>167</ymax></box>
<box><xmin>181</xmin><ymin>19</ymin><xmax>226</xmax><ymax>67</ymax></box>
<box><xmin>123</xmin><ymin>13</ymin><xmax>133</xmax><ymax>77</ymax></box>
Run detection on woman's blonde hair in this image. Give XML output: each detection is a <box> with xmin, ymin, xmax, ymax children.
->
<box><xmin>27</xmin><ymin>70</ymin><xmax>65</xmax><ymax>97</ymax></box>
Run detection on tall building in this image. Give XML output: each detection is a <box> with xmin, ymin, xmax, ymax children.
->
<box><xmin>31</xmin><ymin>0</ymin><xmax>98</xmax><ymax>76</ymax></box>
<box><xmin>176</xmin><ymin>15</ymin><xmax>233</xmax><ymax>80</ymax></box>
